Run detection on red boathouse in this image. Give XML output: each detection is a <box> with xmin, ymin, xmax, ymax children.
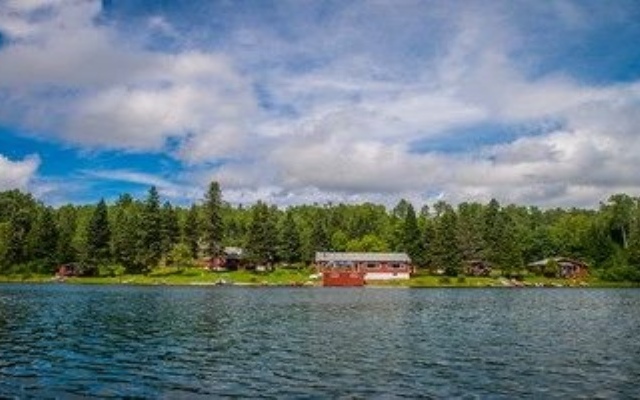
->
<box><xmin>315</xmin><ymin>252</ymin><xmax>413</xmax><ymax>286</ymax></box>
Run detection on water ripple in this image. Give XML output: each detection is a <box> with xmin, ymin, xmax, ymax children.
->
<box><xmin>1</xmin><ymin>285</ymin><xmax>639</xmax><ymax>398</ymax></box>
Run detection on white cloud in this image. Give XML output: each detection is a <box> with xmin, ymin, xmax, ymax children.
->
<box><xmin>85</xmin><ymin>169</ymin><xmax>200</xmax><ymax>200</ymax></box>
<box><xmin>1</xmin><ymin>0</ymin><xmax>640</xmax><ymax>207</ymax></box>
<box><xmin>0</xmin><ymin>154</ymin><xmax>40</xmax><ymax>190</ymax></box>
<box><xmin>0</xmin><ymin>1</ymin><xmax>256</xmax><ymax>163</ymax></box>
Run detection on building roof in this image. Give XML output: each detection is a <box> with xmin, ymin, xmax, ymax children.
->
<box><xmin>224</xmin><ymin>247</ymin><xmax>243</xmax><ymax>256</ymax></box>
<box><xmin>315</xmin><ymin>252</ymin><xmax>411</xmax><ymax>263</ymax></box>
<box><xmin>527</xmin><ymin>257</ymin><xmax>588</xmax><ymax>267</ymax></box>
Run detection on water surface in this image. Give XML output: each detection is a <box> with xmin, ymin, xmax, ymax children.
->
<box><xmin>0</xmin><ymin>285</ymin><xmax>639</xmax><ymax>398</ymax></box>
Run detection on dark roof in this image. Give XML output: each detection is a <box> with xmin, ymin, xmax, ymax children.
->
<box><xmin>315</xmin><ymin>252</ymin><xmax>411</xmax><ymax>263</ymax></box>
<box><xmin>527</xmin><ymin>257</ymin><xmax>588</xmax><ymax>267</ymax></box>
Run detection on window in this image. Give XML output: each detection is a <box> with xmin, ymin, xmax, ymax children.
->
<box><xmin>367</xmin><ymin>263</ymin><xmax>377</xmax><ymax>269</ymax></box>
<box><xmin>391</xmin><ymin>263</ymin><xmax>402</xmax><ymax>269</ymax></box>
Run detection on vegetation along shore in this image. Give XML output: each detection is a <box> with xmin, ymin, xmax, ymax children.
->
<box><xmin>2</xmin><ymin>181</ymin><xmax>640</xmax><ymax>287</ymax></box>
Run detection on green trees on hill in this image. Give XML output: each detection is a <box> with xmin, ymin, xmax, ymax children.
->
<box><xmin>2</xmin><ymin>183</ymin><xmax>640</xmax><ymax>281</ymax></box>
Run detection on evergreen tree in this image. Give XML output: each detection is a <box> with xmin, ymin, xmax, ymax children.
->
<box><xmin>495</xmin><ymin>211</ymin><xmax>523</xmax><ymax>276</ymax></box>
<box><xmin>483</xmin><ymin>198</ymin><xmax>502</xmax><ymax>265</ymax></box>
<box><xmin>28</xmin><ymin>206</ymin><xmax>59</xmax><ymax>268</ymax></box>
<box><xmin>311</xmin><ymin>209</ymin><xmax>331</xmax><ymax>252</ymax></box>
<box><xmin>203</xmin><ymin>181</ymin><xmax>224</xmax><ymax>258</ymax></box>
<box><xmin>112</xmin><ymin>194</ymin><xmax>143</xmax><ymax>272</ymax></box>
<box><xmin>278</xmin><ymin>210</ymin><xmax>302</xmax><ymax>263</ymax></box>
<box><xmin>184</xmin><ymin>204</ymin><xmax>200</xmax><ymax>259</ymax></box>
<box><xmin>422</xmin><ymin>218</ymin><xmax>436</xmax><ymax>268</ymax></box>
<box><xmin>56</xmin><ymin>205</ymin><xmax>78</xmax><ymax>264</ymax></box>
<box><xmin>86</xmin><ymin>199</ymin><xmax>111</xmax><ymax>264</ymax></box>
<box><xmin>401</xmin><ymin>203</ymin><xmax>424</xmax><ymax>265</ymax></box>
<box><xmin>456</xmin><ymin>202</ymin><xmax>485</xmax><ymax>262</ymax></box>
<box><xmin>160</xmin><ymin>201</ymin><xmax>180</xmax><ymax>261</ymax></box>
<box><xmin>246</xmin><ymin>201</ymin><xmax>277</xmax><ymax>264</ymax></box>
<box><xmin>139</xmin><ymin>186</ymin><xmax>162</xmax><ymax>270</ymax></box>
<box><xmin>433</xmin><ymin>204</ymin><xmax>461</xmax><ymax>276</ymax></box>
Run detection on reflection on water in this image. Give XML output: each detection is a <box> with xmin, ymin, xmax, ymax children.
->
<box><xmin>0</xmin><ymin>285</ymin><xmax>639</xmax><ymax>398</ymax></box>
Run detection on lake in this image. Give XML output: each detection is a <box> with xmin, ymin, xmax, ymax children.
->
<box><xmin>0</xmin><ymin>285</ymin><xmax>639</xmax><ymax>398</ymax></box>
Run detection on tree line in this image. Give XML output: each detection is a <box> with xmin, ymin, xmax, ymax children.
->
<box><xmin>1</xmin><ymin>183</ymin><xmax>640</xmax><ymax>281</ymax></box>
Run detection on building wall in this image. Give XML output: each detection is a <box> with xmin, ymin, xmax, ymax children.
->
<box><xmin>323</xmin><ymin>271</ymin><xmax>365</xmax><ymax>286</ymax></box>
<box><xmin>364</xmin><ymin>272</ymin><xmax>411</xmax><ymax>281</ymax></box>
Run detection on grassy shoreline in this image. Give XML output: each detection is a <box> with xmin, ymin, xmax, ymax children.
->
<box><xmin>0</xmin><ymin>267</ymin><xmax>638</xmax><ymax>288</ymax></box>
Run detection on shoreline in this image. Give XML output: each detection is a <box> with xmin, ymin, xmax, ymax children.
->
<box><xmin>0</xmin><ymin>274</ymin><xmax>638</xmax><ymax>289</ymax></box>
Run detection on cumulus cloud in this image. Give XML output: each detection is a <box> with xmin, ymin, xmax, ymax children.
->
<box><xmin>1</xmin><ymin>0</ymin><xmax>640</xmax><ymax>207</ymax></box>
<box><xmin>0</xmin><ymin>154</ymin><xmax>40</xmax><ymax>191</ymax></box>
<box><xmin>0</xmin><ymin>0</ymin><xmax>256</xmax><ymax>163</ymax></box>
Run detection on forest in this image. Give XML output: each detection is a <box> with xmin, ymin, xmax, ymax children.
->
<box><xmin>1</xmin><ymin>182</ymin><xmax>640</xmax><ymax>282</ymax></box>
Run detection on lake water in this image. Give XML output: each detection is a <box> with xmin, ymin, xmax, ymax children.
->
<box><xmin>0</xmin><ymin>285</ymin><xmax>639</xmax><ymax>398</ymax></box>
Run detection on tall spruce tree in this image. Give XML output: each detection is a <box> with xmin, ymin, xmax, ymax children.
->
<box><xmin>139</xmin><ymin>187</ymin><xmax>162</xmax><ymax>270</ymax></box>
<box><xmin>160</xmin><ymin>201</ymin><xmax>180</xmax><ymax>261</ymax></box>
<box><xmin>86</xmin><ymin>199</ymin><xmax>111</xmax><ymax>264</ymax></box>
<box><xmin>184</xmin><ymin>204</ymin><xmax>200</xmax><ymax>259</ymax></box>
<box><xmin>28</xmin><ymin>206</ymin><xmax>59</xmax><ymax>268</ymax></box>
<box><xmin>483</xmin><ymin>198</ymin><xmax>502</xmax><ymax>265</ymax></box>
<box><xmin>56</xmin><ymin>205</ymin><xmax>78</xmax><ymax>264</ymax></box>
<box><xmin>456</xmin><ymin>202</ymin><xmax>486</xmax><ymax>262</ymax></box>
<box><xmin>112</xmin><ymin>194</ymin><xmax>143</xmax><ymax>272</ymax></box>
<box><xmin>402</xmin><ymin>203</ymin><xmax>424</xmax><ymax>266</ymax></box>
<box><xmin>433</xmin><ymin>204</ymin><xmax>462</xmax><ymax>276</ymax></box>
<box><xmin>278</xmin><ymin>210</ymin><xmax>302</xmax><ymax>264</ymax></box>
<box><xmin>311</xmin><ymin>209</ymin><xmax>331</xmax><ymax>252</ymax></box>
<box><xmin>203</xmin><ymin>181</ymin><xmax>224</xmax><ymax>258</ymax></box>
<box><xmin>247</xmin><ymin>201</ymin><xmax>277</xmax><ymax>264</ymax></box>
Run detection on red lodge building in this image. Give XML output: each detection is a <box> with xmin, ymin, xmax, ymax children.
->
<box><xmin>315</xmin><ymin>252</ymin><xmax>413</xmax><ymax>286</ymax></box>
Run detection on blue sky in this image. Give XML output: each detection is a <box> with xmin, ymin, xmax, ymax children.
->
<box><xmin>1</xmin><ymin>0</ymin><xmax>640</xmax><ymax>207</ymax></box>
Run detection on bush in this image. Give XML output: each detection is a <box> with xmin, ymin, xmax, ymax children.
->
<box><xmin>438</xmin><ymin>276</ymin><xmax>452</xmax><ymax>285</ymax></box>
<box><xmin>543</xmin><ymin>259</ymin><xmax>559</xmax><ymax>278</ymax></box>
<box><xmin>99</xmin><ymin>264</ymin><xmax>126</xmax><ymax>277</ymax></box>
<box><xmin>600</xmin><ymin>265</ymin><xmax>640</xmax><ymax>282</ymax></box>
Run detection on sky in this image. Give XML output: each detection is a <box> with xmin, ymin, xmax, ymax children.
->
<box><xmin>1</xmin><ymin>0</ymin><xmax>640</xmax><ymax>207</ymax></box>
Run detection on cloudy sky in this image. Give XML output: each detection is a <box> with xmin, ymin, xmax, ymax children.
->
<box><xmin>1</xmin><ymin>0</ymin><xmax>640</xmax><ymax>207</ymax></box>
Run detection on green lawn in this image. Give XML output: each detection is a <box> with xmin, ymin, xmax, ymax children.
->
<box><xmin>0</xmin><ymin>267</ymin><xmax>638</xmax><ymax>287</ymax></box>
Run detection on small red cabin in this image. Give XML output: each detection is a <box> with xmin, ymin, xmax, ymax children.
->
<box><xmin>204</xmin><ymin>247</ymin><xmax>245</xmax><ymax>271</ymax></box>
<box><xmin>527</xmin><ymin>257</ymin><xmax>589</xmax><ymax>279</ymax></box>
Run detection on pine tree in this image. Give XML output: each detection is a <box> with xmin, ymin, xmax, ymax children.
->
<box><xmin>401</xmin><ymin>203</ymin><xmax>424</xmax><ymax>265</ymax></box>
<box><xmin>56</xmin><ymin>205</ymin><xmax>78</xmax><ymax>264</ymax></box>
<box><xmin>160</xmin><ymin>201</ymin><xmax>180</xmax><ymax>261</ymax></box>
<box><xmin>86</xmin><ymin>199</ymin><xmax>111</xmax><ymax>264</ymax></box>
<box><xmin>112</xmin><ymin>194</ymin><xmax>143</xmax><ymax>273</ymax></box>
<box><xmin>433</xmin><ymin>204</ymin><xmax>461</xmax><ymax>276</ymax></box>
<box><xmin>28</xmin><ymin>206</ymin><xmax>59</xmax><ymax>268</ymax></box>
<box><xmin>184</xmin><ymin>204</ymin><xmax>200</xmax><ymax>259</ymax></box>
<box><xmin>246</xmin><ymin>201</ymin><xmax>277</xmax><ymax>264</ymax></box>
<box><xmin>422</xmin><ymin>218</ymin><xmax>436</xmax><ymax>268</ymax></box>
<box><xmin>483</xmin><ymin>198</ymin><xmax>502</xmax><ymax>265</ymax></box>
<box><xmin>278</xmin><ymin>210</ymin><xmax>302</xmax><ymax>263</ymax></box>
<box><xmin>495</xmin><ymin>211</ymin><xmax>523</xmax><ymax>276</ymax></box>
<box><xmin>311</xmin><ymin>209</ymin><xmax>331</xmax><ymax>252</ymax></box>
<box><xmin>139</xmin><ymin>187</ymin><xmax>162</xmax><ymax>270</ymax></box>
<box><xmin>456</xmin><ymin>202</ymin><xmax>486</xmax><ymax>262</ymax></box>
<box><xmin>203</xmin><ymin>181</ymin><xmax>224</xmax><ymax>258</ymax></box>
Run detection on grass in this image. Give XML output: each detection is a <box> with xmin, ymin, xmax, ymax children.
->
<box><xmin>0</xmin><ymin>267</ymin><xmax>638</xmax><ymax>288</ymax></box>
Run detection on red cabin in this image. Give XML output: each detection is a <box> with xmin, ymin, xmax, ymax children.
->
<box><xmin>315</xmin><ymin>252</ymin><xmax>413</xmax><ymax>286</ymax></box>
